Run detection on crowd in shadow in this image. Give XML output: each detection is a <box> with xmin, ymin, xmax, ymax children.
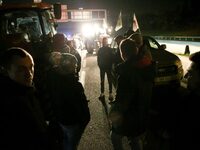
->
<box><xmin>0</xmin><ymin>29</ymin><xmax>199</xmax><ymax>150</ymax></box>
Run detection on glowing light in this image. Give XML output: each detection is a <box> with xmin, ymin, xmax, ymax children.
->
<box><xmin>34</xmin><ymin>0</ymin><xmax>42</xmax><ymax>3</ymax></box>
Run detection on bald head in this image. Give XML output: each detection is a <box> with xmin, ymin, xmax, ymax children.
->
<box><xmin>1</xmin><ymin>47</ymin><xmax>34</xmax><ymax>87</ymax></box>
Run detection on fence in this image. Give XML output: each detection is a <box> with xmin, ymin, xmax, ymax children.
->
<box><xmin>154</xmin><ymin>36</ymin><xmax>200</xmax><ymax>42</ymax></box>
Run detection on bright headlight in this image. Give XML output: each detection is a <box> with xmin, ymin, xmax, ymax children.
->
<box><xmin>81</xmin><ymin>23</ymin><xmax>95</xmax><ymax>37</ymax></box>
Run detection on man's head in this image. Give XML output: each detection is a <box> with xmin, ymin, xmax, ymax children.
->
<box><xmin>114</xmin><ymin>35</ymin><xmax>124</xmax><ymax>46</ymax></box>
<box><xmin>1</xmin><ymin>47</ymin><xmax>34</xmax><ymax>87</ymax></box>
<box><xmin>124</xmin><ymin>29</ymin><xmax>135</xmax><ymax>38</ymax></box>
<box><xmin>49</xmin><ymin>51</ymin><xmax>62</xmax><ymax>67</ymax></box>
<box><xmin>186</xmin><ymin>51</ymin><xmax>200</xmax><ymax>92</ymax></box>
<box><xmin>119</xmin><ymin>38</ymin><xmax>138</xmax><ymax>61</ymax></box>
<box><xmin>128</xmin><ymin>33</ymin><xmax>143</xmax><ymax>48</ymax></box>
<box><xmin>53</xmin><ymin>33</ymin><xmax>68</xmax><ymax>49</ymax></box>
<box><xmin>59</xmin><ymin>53</ymin><xmax>78</xmax><ymax>75</ymax></box>
<box><xmin>102</xmin><ymin>37</ymin><xmax>108</xmax><ymax>47</ymax></box>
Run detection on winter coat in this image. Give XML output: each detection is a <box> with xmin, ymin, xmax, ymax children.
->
<box><xmin>111</xmin><ymin>56</ymin><xmax>155</xmax><ymax>137</ymax></box>
<box><xmin>0</xmin><ymin>74</ymin><xmax>48</xmax><ymax>150</ymax></box>
<box><xmin>45</xmin><ymin>69</ymin><xmax>90</xmax><ymax>127</ymax></box>
<box><xmin>97</xmin><ymin>46</ymin><xmax>114</xmax><ymax>70</ymax></box>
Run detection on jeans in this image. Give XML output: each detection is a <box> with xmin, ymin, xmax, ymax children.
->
<box><xmin>100</xmin><ymin>68</ymin><xmax>113</xmax><ymax>93</ymax></box>
<box><xmin>60</xmin><ymin>124</ymin><xmax>85</xmax><ymax>150</ymax></box>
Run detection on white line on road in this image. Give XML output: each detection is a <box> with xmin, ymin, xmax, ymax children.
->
<box><xmin>79</xmin><ymin>50</ymin><xmax>87</xmax><ymax>87</ymax></box>
<box><xmin>80</xmin><ymin>70</ymin><xmax>85</xmax><ymax>87</ymax></box>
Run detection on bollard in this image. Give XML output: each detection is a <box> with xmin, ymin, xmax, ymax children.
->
<box><xmin>184</xmin><ymin>45</ymin><xmax>190</xmax><ymax>55</ymax></box>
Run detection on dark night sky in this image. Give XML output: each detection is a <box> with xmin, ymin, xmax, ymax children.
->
<box><xmin>57</xmin><ymin>0</ymin><xmax>185</xmax><ymax>14</ymax></box>
<box><xmin>2</xmin><ymin>0</ymin><xmax>200</xmax><ymax>35</ymax></box>
<box><xmin>3</xmin><ymin>0</ymin><xmax>197</xmax><ymax>15</ymax></box>
<box><xmin>2</xmin><ymin>0</ymin><xmax>190</xmax><ymax>11</ymax></box>
<box><xmin>3</xmin><ymin>0</ymin><xmax>196</xmax><ymax>19</ymax></box>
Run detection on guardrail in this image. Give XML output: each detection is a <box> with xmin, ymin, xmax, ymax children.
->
<box><xmin>154</xmin><ymin>36</ymin><xmax>200</xmax><ymax>42</ymax></box>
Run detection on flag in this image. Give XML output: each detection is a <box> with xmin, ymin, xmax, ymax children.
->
<box><xmin>115</xmin><ymin>11</ymin><xmax>122</xmax><ymax>31</ymax></box>
<box><xmin>132</xmin><ymin>13</ymin><xmax>140</xmax><ymax>32</ymax></box>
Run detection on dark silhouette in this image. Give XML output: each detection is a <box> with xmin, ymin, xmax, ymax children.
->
<box><xmin>113</xmin><ymin>35</ymin><xmax>124</xmax><ymax>68</ymax></box>
<box><xmin>97</xmin><ymin>37</ymin><xmax>114</xmax><ymax>101</ymax></box>
<box><xmin>173</xmin><ymin>51</ymin><xmax>200</xmax><ymax>150</ymax></box>
<box><xmin>52</xmin><ymin>33</ymin><xmax>70</xmax><ymax>53</ymax></box>
<box><xmin>109</xmin><ymin>39</ymin><xmax>155</xmax><ymax>150</ymax></box>
<box><xmin>66</xmin><ymin>40</ymin><xmax>82</xmax><ymax>76</ymax></box>
<box><xmin>45</xmin><ymin>52</ymin><xmax>90</xmax><ymax>150</ymax></box>
<box><xmin>184</xmin><ymin>45</ymin><xmax>190</xmax><ymax>55</ymax></box>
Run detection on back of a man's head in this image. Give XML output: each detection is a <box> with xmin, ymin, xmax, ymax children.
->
<box><xmin>128</xmin><ymin>33</ymin><xmax>143</xmax><ymax>48</ymax></box>
<box><xmin>189</xmin><ymin>51</ymin><xmax>200</xmax><ymax>71</ymax></box>
<box><xmin>119</xmin><ymin>38</ymin><xmax>138</xmax><ymax>61</ymax></box>
<box><xmin>59</xmin><ymin>53</ymin><xmax>78</xmax><ymax>75</ymax></box>
<box><xmin>114</xmin><ymin>35</ymin><xmax>124</xmax><ymax>46</ymax></box>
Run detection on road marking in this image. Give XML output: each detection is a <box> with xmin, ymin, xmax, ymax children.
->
<box><xmin>79</xmin><ymin>50</ymin><xmax>87</xmax><ymax>87</ymax></box>
<box><xmin>80</xmin><ymin>70</ymin><xmax>85</xmax><ymax>87</ymax></box>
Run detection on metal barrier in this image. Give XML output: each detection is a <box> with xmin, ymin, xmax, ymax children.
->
<box><xmin>154</xmin><ymin>36</ymin><xmax>200</xmax><ymax>42</ymax></box>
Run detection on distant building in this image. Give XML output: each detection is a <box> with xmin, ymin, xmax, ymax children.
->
<box><xmin>57</xmin><ymin>4</ymin><xmax>107</xmax><ymax>24</ymax></box>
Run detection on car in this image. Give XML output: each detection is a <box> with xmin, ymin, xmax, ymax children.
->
<box><xmin>110</xmin><ymin>35</ymin><xmax>184</xmax><ymax>88</ymax></box>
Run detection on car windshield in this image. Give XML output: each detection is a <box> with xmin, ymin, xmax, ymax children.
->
<box><xmin>0</xmin><ymin>10</ymin><xmax>42</xmax><ymax>41</ymax></box>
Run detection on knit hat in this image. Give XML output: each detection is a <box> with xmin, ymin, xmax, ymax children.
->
<box><xmin>60</xmin><ymin>53</ymin><xmax>78</xmax><ymax>74</ymax></box>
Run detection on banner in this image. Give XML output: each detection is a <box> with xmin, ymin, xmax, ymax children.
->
<box><xmin>115</xmin><ymin>11</ymin><xmax>122</xmax><ymax>31</ymax></box>
<box><xmin>132</xmin><ymin>13</ymin><xmax>140</xmax><ymax>32</ymax></box>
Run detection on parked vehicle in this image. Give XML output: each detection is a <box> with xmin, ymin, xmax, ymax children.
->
<box><xmin>110</xmin><ymin>35</ymin><xmax>184</xmax><ymax>88</ymax></box>
<box><xmin>0</xmin><ymin>1</ymin><xmax>62</xmax><ymax>87</ymax></box>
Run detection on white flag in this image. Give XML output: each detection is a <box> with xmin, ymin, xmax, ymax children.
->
<box><xmin>115</xmin><ymin>11</ymin><xmax>122</xmax><ymax>31</ymax></box>
<box><xmin>132</xmin><ymin>13</ymin><xmax>139</xmax><ymax>32</ymax></box>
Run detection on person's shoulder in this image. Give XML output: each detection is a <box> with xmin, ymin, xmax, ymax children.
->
<box><xmin>76</xmin><ymin>81</ymin><xmax>84</xmax><ymax>89</ymax></box>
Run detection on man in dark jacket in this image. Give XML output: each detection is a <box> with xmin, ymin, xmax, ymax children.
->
<box><xmin>109</xmin><ymin>39</ymin><xmax>155</xmax><ymax>150</ymax></box>
<box><xmin>97</xmin><ymin>37</ymin><xmax>114</xmax><ymax>101</ymax></box>
<box><xmin>45</xmin><ymin>52</ymin><xmax>90</xmax><ymax>150</ymax></box>
<box><xmin>0</xmin><ymin>47</ymin><xmax>49</xmax><ymax>150</ymax></box>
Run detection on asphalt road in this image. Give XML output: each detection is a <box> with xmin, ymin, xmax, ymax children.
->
<box><xmin>78</xmin><ymin>53</ymin><xmax>114</xmax><ymax>150</ymax></box>
<box><xmin>78</xmin><ymin>51</ymin><xmax>132</xmax><ymax>150</ymax></box>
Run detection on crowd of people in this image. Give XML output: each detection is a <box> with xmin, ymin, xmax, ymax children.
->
<box><xmin>0</xmin><ymin>29</ymin><xmax>199</xmax><ymax>150</ymax></box>
<box><xmin>97</xmin><ymin>29</ymin><xmax>200</xmax><ymax>150</ymax></box>
<box><xmin>0</xmin><ymin>34</ymin><xmax>90</xmax><ymax>150</ymax></box>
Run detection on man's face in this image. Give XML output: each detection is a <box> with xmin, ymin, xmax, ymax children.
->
<box><xmin>187</xmin><ymin>62</ymin><xmax>200</xmax><ymax>91</ymax></box>
<box><xmin>102</xmin><ymin>38</ymin><xmax>108</xmax><ymax>46</ymax></box>
<box><xmin>7</xmin><ymin>55</ymin><xmax>34</xmax><ymax>87</ymax></box>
